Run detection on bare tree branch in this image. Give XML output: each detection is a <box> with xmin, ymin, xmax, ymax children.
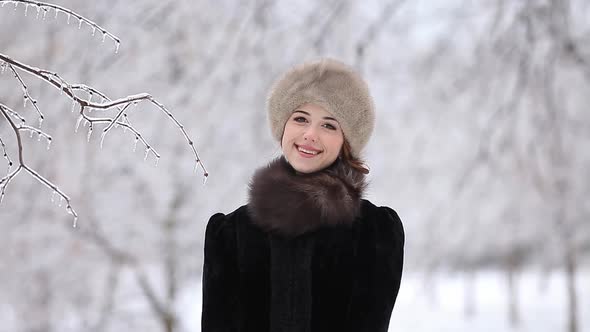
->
<box><xmin>0</xmin><ymin>0</ymin><xmax>120</xmax><ymax>52</ymax></box>
<box><xmin>135</xmin><ymin>268</ymin><xmax>177</xmax><ymax>332</ymax></box>
<box><xmin>7</xmin><ymin>64</ymin><xmax>44</xmax><ymax>125</ymax></box>
<box><xmin>91</xmin><ymin>263</ymin><xmax>120</xmax><ymax>332</ymax></box>
<box><xmin>0</xmin><ymin>0</ymin><xmax>209</xmax><ymax>224</ymax></box>
<box><xmin>0</xmin><ymin>137</ymin><xmax>13</xmax><ymax>170</ymax></box>
<box><xmin>1</xmin><ymin>103</ymin><xmax>75</xmax><ymax>220</ymax></box>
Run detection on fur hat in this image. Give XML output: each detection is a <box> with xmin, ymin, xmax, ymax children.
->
<box><xmin>266</xmin><ymin>58</ymin><xmax>375</xmax><ymax>157</ymax></box>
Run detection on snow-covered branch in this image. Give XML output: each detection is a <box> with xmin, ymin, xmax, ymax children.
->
<box><xmin>1</xmin><ymin>103</ymin><xmax>76</xmax><ymax>222</ymax></box>
<box><xmin>0</xmin><ymin>0</ymin><xmax>208</xmax><ymax>225</ymax></box>
<box><xmin>0</xmin><ymin>0</ymin><xmax>120</xmax><ymax>52</ymax></box>
<box><xmin>0</xmin><ymin>137</ymin><xmax>12</xmax><ymax>170</ymax></box>
<box><xmin>8</xmin><ymin>63</ymin><xmax>44</xmax><ymax>124</ymax></box>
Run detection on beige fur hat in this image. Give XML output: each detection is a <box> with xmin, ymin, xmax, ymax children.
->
<box><xmin>266</xmin><ymin>58</ymin><xmax>375</xmax><ymax>157</ymax></box>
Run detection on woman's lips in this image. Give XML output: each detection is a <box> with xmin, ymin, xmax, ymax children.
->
<box><xmin>295</xmin><ymin>144</ymin><xmax>321</xmax><ymax>158</ymax></box>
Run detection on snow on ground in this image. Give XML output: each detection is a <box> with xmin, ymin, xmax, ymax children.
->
<box><xmin>179</xmin><ymin>269</ymin><xmax>590</xmax><ymax>332</ymax></box>
<box><xmin>391</xmin><ymin>269</ymin><xmax>590</xmax><ymax>332</ymax></box>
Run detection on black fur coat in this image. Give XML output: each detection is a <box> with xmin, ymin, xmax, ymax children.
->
<box><xmin>201</xmin><ymin>157</ymin><xmax>404</xmax><ymax>332</ymax></box>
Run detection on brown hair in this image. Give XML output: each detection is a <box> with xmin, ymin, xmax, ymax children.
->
<box><xmin>340</xmin><ymin>139</ymin><xmax>370</xmax><ymax>174</ymax></box>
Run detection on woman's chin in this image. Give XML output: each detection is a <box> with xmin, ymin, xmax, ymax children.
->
<box><xmin>289</xmin><ymin>156</ymin><xmax>337</xmax><ymax>174</ymax></box>
<box><xmin>291</xmin><ymin>163</ymin><xmax>318</xmax><ymax>174</ymax></box>
<box><xmin>288</xmin><ymin>158</ymin><xmax>320</xmax><ymax>174</ymax></box>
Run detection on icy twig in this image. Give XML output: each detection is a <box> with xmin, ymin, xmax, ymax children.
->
<box><xmin>0</xmin><ymin>104</ymin><xmax>24</xmax><ymax>166</ymax></box>
<box><xmin>0</xmin><ymin>1</ymin><xmax>208</xmax><ymax>223</ymax></box>
<box><xmin>2</xmin><ymin>105</ymin><xmax>26</xmax><ymax>123</ymax></box>
<box><xmin>0</xmin><ymin>106</ymin><xmax>76</xmax><ymax>223</ymax></box>
<box><xmin>102</xmin><ymin>102</ymin><xmax>130</xmax><ymax>133</ymax></box>
<box><xmin>17</xmin><ymin>124</ymin><xmax>52</xmax><ymax>142</ymax></box>
<box><xmin>1</xmin><ymin>55</ymin><xmax>208</xmax><ymax>176</ymax></box>
<box><xmin>7</xmin><ymin>64</ymin><xmax>43</xmax><ymax>125</ymax></box>
<box><xmin>73</xmin><ymin>97</ymin><xmax>161</xmax><ymax>160</ymax></box>
<box><xmin>0</xmin><ymin>54</ymin><xmax>164</xmax><ymax>160</ymax></box>
<box><xmin>0</xmin><ymin>165</ymin><xmax>21</xmax><ymax>204</ymax></box>
<box><xmin>30</xmin><ymin>58</ymin><xmax>206</xmax><ymax>175</ymax></box>
<box><xmin>23</xmin><ymin>165</ymin><xmax>78</xmax><ymax>225</ymax></box>
<box><xmin>148</xmin><ymin>97</ymin><xmax>208</xmax><ymax>177</ymax></box>
<box><xmin>0</xmin><ymin>0</ymin><xmax>120</xmax><ymax>52</ymax></box>
<box><xmin>0</xmin><ymin>137</ymin><xmax>13</xmax><ymax>170</ymax></box>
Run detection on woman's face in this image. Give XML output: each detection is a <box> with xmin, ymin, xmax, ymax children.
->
<box><xmin>281</xmin><ymin>103</ymin><xmax>344</xmax><ymax>173</ymax></box>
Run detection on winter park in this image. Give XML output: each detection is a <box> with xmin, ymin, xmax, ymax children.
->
<box><xmin>1</xmin><ymin>1</ymin><xmax>589</xmax><ymax>331</ymax></box>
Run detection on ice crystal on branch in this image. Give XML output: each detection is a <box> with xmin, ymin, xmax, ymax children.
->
<box><xmin>1</xmin><ymin>0</ymin><xmax>121</xmax><ymax>52</ymax></box>
<box><xmin>0</xmin><ymin>0</ymin><xmax>208</xmax><ymax>225</ymax></box>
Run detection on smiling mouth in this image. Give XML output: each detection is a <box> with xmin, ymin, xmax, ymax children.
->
<box><xmin>296</xmin><ymin>144</ymin><xmax>322</xmax><ymax>156</ymax></box>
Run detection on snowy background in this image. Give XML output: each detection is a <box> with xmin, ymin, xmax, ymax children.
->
<box><xmin>1</xmin><ymin>0</ymin><xmax>589</xmax><ymax>331</ymax></box>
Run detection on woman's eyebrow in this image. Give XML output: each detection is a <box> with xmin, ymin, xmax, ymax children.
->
<box><xmin>293</xmin><ymin>110</ymin><xmax>310</xmax><ymax>115</ymax></box>
<box><xmin>294</xmin><ymin>110</ymin><xmax>337</xmax><ymax>122</ymax></box>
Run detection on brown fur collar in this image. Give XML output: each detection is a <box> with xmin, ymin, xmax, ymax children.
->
<box><xmin>247</xmin><ymin>157</ymin><xmax>366</xmax><ymax>237</ymax></box>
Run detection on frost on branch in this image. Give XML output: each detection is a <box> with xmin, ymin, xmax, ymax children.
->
<box><xmin>0</xmin><ymin>0</ymin><xmax>208</xmax><ymax>225</ymax></box>
<box><xmin>0</xmin><ymin>0</ymin><xmax>121</xmax><ymax>52</ymax></box>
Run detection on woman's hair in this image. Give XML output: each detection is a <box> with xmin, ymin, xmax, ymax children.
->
<box><xmin>341</xmin><ymin>139</ymin><xmax>369</xmax><ymax>174</ymax></box>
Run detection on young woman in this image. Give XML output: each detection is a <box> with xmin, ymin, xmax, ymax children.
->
<box><xmin>201</xmin><ymin>58</ymin><xmax>404</xmax><ymax>332</ymax></box>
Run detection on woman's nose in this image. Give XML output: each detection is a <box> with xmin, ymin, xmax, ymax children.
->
<box><xmin>303</xmin><ymin>127</ymin><xmax>318</xmax><ymax>142</ymax></box>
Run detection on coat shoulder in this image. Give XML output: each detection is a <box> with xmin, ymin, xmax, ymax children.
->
<box><xmin>207</xmin><ymin>205</ymin><xmax>249</xmax><ymax>226</ymax></box>
<box><xmin>360</xmin><ymin>199</ymin><xmax>405</xmax><ymax>246</ymax></box>
<box><xmin>205</xmin><ymin>205</ymin><xmax>250</xmax><ymax>245</ymax></box>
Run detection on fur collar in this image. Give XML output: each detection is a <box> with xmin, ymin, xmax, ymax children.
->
<box><xmin>247</xmin><ymin>157</ymin><xmax>366</xmax><ymax>237</ymax></box>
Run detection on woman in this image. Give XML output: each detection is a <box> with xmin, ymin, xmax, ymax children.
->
<box><xmin>202</xmin><ymin>58</ymin><xmax>404</xmax><ymax>332</ymax></box>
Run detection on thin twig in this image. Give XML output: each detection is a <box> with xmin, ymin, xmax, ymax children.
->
<box><xmin>0</xmin><ymin>137</ymin><xmax>13</xmax><ymax>171</ymax></box>
<box><xmin>0</xmin><ymin>104</ymin><xmax>77</xmax><ymax>221</ymax></box>
<box><xmin>1</xmin><ymin>53</ymin><xmax>208</xmax><ymax>176</ymax></box>
<box><xmin>0</xmin><ymin>0</ymin><xmax>120</xmax><ymax>52</ymax></box>
<box><xmin>7</xmin><ymin>64</ymin><xmax>44</xmax><ymax>124</ymax></box>
<box><xmin>0</xmin><ymin>0</ymin><xmax>208</xmax><ymax>224</ymax></box>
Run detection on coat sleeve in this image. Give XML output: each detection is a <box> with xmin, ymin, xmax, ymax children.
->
<box><xmin>349</xmin><ymin>206</ymin><xmax>405</xmax><ymax>332</ymax></box>
<box><xmin>201</xmin><ymin>213</ymin><xmax>240</xmax><ymax>332</ymax></box>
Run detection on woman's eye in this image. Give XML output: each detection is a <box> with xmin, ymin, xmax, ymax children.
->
<box><xmin>293</xmin><ymin>116</ymin><xmax>307</xmax><ymax>123</ymax></box>
<box><xmin>323</xmin><ymin>123</ymin><xmax>337</xmax><ymax>130</ymax></box>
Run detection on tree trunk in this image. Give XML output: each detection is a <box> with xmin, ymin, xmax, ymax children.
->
<box><xmin>506</xmin><ymin>260</ymin><xmax>520</xmax><ymax>328</ymax></box>
<box><xmin>463</xmin><ymin>270</ymin><xmax>476</xmax><ymax>318</ymax></box>
<box><xmin>564</xmin><ymin>247</ymin><xmax>578</xmax><ymax>332</ymax></box>
<box><xmin>163</xmin><ymin>315</ymin><xmax>176</xmax><ymax>332</ymax></box>
<box><xmin>423</xmin><ymin>269</ymin><xmax>439</xmax><ymax>308</ymax></box>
